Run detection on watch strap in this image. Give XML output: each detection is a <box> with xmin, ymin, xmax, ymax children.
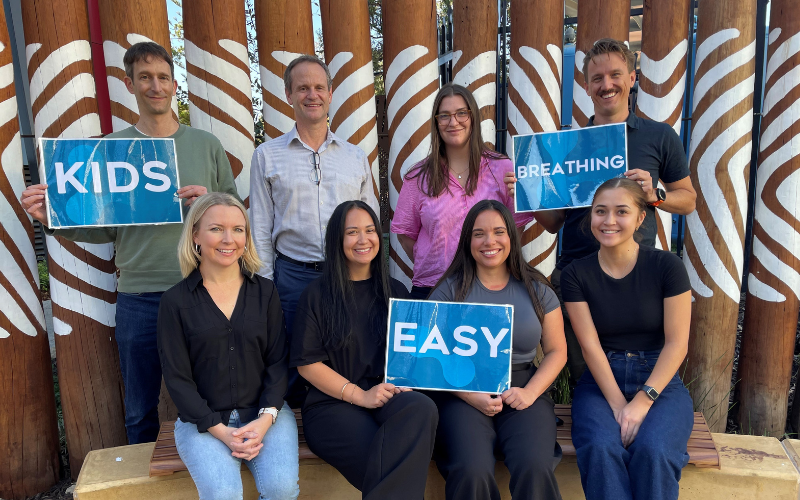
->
<box><xmin>641</xmin><ymin>385</ymin><xmax>660</xmax><ymax>402</ymax></box>
<box><xmin>258</xmin><ymin>407</ymin><xmax>278</xmax><ymax>424</ymax></box>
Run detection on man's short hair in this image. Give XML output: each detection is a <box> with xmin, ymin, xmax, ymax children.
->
<box><xmin>283</xmin><ymin>55</ymin><xmax>332</xmax><ymax>93</ymax></box>
<box><xmin>582</xmin><ymin>38</ymin><xmax>636</xmax><ymax>79</ymax></box>
<box><xmin>123</xmin><ymin>42</ymin><xmax>175</xmax><ymax>80</ymax></box>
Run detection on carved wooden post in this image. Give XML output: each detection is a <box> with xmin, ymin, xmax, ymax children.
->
<box><xmin>183</xmin><ymin>0</ymin><xmax>255</xmax><ymax>204</ymax></box>
<box><xmin>0</xmin><ymin>6</ymin><xmax>60</xmax><ymax>497</ymax></box>
<box><xmin>254</xmin><ymin>0</ymin><xmax>314</xmax><ymax>141</ymax></box>
<box><xmin>508</xmin><ymin>0</ymin><xmax>562</xmax><ymax>276</ymax></box>
<box><xmin>737</xmin><ymin>0</ymin><xmax>800</xmax><ymax>436</ymax></box>
<box><xmin>572</xmin><ymin>0</ymin><xmax>629</xmax><ymax>129</ymax></box>
<box><xmin>320</xmin><ymin>0</ymin><xmax>380</xmax><ymax>198</ymax></box>
<box><xmin>98</xmin><ymin>0</ymin><xmax>178</xmax><ymax>131</ymax></box>
<box><xmin>22</xmin><ymin>0</ymin><xmax>125</xmax><ymax>476</ymax></box>
<box><xmin>636</xmin><ymin>0</ymin><xmax>692</xmax><ymax>251</ymax></box>
<box><xmin>383</xmin><ymin>0</ymin><xmax>439</xmax><ymax>289</ymax></box>
<box><xmin>452</xmin><ymin>0</ymin><xmax>496</xmax><ymax>149</ymax></box>
<box><xmin>682</xmin><ymin>0</ymin><xmax>757</xmax><ymax>432</ymax></box>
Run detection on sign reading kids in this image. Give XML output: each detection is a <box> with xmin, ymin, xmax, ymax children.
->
<box><xmin>40</xmin><ymin>138</ymin><xmax>182</xmax><ymax>228</ymax></box>
<box><xmin>512</xmin><ymin>123</ymin><xmax>628</xmax><ymax>212</ymax></box>
<box><xmin>385</xmin><ymin>298</ymin><xmax>513</xmax><ymax>394</ymax></box>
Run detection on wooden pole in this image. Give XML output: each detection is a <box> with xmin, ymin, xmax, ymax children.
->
<box><xmin>636</xmin><ymin>0</ymin><xmax>692</xmax><ymax>251</ymax></box>
<box><xmin>254</xmin><ymin>0</ymin><xmax>314</xmax><ymax>141</ymax></box>
<box><xmin>452</xmin><ymin>0</ymin><xmax>496</xmax><ymax>149</ymax></box>
<box><xmin>183</xmin><ymin>0</ymin><xmax>255</xmax><ymax>204</ymax></box>
<box><xmin>571</xmin><ymin>0</ymin><xmax>629</xmax><ymax>129</ymax></box>
<box><xmin>22</xmin><ymin>0</ymin><xmax>125</xmax><ymax>477</ymax></box>
<box><xmin>682</xmin><ymin>0</ymin><xmax>757</xmax><ymax>433</ymax></box>
<box><xmin>97</xmin><ymin>0</ymin><xmax>178</xmax><ymax>131</ymax></box>
<box><xmin>0</xmin><ymin>5</ymin><xmax>60</xmax><ymax>496</ymax></box>
<box><xmin>383</xmin><ymin>0</ymin><xmax>439</xmax><ymax>289</ymax></box>
<box><xmin>320</xmin><ymin>0</ymin><xmax>380</xmax><ymax>199</ymax></box>
<box><xmin>508</xmin><ymin>0</ymin><xmax>562</xmax><ymax>276</ymax></box>
<box><xmin>737</xmin><ymin>0</ymin><xmax>800</xmax><ymax>436</ymax></box>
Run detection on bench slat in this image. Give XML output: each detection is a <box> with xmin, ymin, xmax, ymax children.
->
<box><xmin>150</xmin><ymin>406</ymin><xmax>720</xmax><ymax>476</ymax></box>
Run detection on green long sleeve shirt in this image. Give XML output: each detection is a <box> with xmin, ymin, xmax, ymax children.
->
<box><xmin>46</xmin><ymin>125</ymin><xmax>239</xmax><ymax>293</ymax></box>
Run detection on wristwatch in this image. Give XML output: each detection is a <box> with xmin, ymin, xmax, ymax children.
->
<box><xmin>640</xmin><ymin>385</ymin><xmax>660</xmax><ymax>402</ymax></box>
<box><xmin>258</xmin><ymin>407</ymin><xmax>278</xmax><ymax>424</ymax></box>
<box><xmin>648</xmin><ymin>188</ymin><xmax>667</xmax><ymax>207</ymax></box>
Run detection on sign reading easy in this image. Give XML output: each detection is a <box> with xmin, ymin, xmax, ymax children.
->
<box><xmin>40</xmin><ymin>138</ymin><xmax>182</xmax><ymax>228</ymax></box>
<box><xmin>513</xmin><ymin>123</ymin><xmax>627</xmax><ymax>212</ymax></box>
<box><xmin>385</xmin><ymin>299</ymin><xmax>513</xmax><ymax>394</ymax></box>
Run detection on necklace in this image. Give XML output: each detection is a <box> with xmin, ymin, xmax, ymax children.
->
<box><xmin>450</xmin><ymin>166</ymin><xmax>469</xmax><ymax>179</ymax></box>
<box><xmin>598</xmin><ymin>245</ymin><xmax>639</xmax><ymax>279</ymax></box>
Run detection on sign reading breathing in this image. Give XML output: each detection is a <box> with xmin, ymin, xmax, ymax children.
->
<box><xmin>40</xmin><ymin>138</ymin><xmax>182</xmax><ymax>228</ymax></box>
<box><xmin>385</xmin><ymin>299</ymin><xmax>513</xmax><ymax>394</ymax></box>
<box><xmin>513</xmin><ymin>123</ymin><xmax>628</xmax><ymax>212</ymax></box>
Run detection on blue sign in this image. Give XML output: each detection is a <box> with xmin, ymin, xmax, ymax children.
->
<box><xmin>513</xmin><ymin>123</ymin><xmax>628</xmax><ymax>212</ymax></box>
<box><xmin>40</xmin><ymin>138</ymin><xmax>182</xmax><ymax>228</ymax></box>
<box><xmin>385</xmin><ymin>299</ymin><xmax>513</xmax><ymax>394</ymax></box>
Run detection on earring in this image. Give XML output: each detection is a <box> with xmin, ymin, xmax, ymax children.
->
<box><xmin>194</xmin><ymin>243</ymin><xmax>200</xmax><ymax>254</ymax></box>
<box><xmin>243</xmin><ymin>245</ymin><xmax>248</xmax><ymax>253</ymax></box>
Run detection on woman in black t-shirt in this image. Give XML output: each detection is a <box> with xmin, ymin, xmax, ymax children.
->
<box><xmin>290</xmin><ymin>200</ymin><xmax>438</xmax><ymax>500</ymax></box>
<box><xmin>561</xmin><ymin>178</ymin><xmax>694</xmax><ymax>500</ymax></box>
<box><xmin>428</xmin><ymin>200</ymin><xmax>566</xmax><ymax>500</ymax></box>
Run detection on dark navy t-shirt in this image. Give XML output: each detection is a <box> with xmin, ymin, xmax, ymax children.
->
<box><xmin>556</xmin><ymin>113</ymin><xmax>690</xmax><ymax>270</ymax></box>
<box><xmin>560</xmin><ymin>245</ymin><xmax>691</xmax><ymax>351</ymax></box>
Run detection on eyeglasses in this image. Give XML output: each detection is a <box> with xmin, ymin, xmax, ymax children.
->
<box><xmin>435</xmin><ymin>109</ymin><xmax>471</xmax><ymax>125</ymax></box>
<box><xmin>309</xmin><ymin>152</ymin><xmax>321</xmax><ymax>185</ymax></box>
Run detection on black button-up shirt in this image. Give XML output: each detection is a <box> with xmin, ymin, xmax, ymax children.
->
<box><xmin>157</xmin><ymin>269</ymin><xmax>288</xmax><ymax>432</ymax></box>
<box><xmin>557</xmin><ymin>112</ymin><xmax>691</xmax><ymax>270</ymax></box>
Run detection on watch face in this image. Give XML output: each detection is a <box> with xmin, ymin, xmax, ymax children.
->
<box><xmin>656</xmin><ymin>188</ymin><xmax>667</xmax><ymax>202</ymax></box>
<box><xmin>646</xmin><ymin>387</ymin><xmax>659</xmax><ymax>401</ymax></box>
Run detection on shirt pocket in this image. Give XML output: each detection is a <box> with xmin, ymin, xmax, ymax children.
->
<box><xmin>243</xmin><ymin>318</ymin><xmax>269</xmax><ymax>353</ymax></box>
<box><xmin>327</xmin><ymin>172</ymin><xmax>362</xmax><ymax>202</ymax></box>
<box><xmin>185</xmin><ymin>324</ymin><xmax>229</xmax><ymax>361</ymax></box>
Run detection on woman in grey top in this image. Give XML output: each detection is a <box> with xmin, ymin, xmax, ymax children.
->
<box><xmin>428</xmin><ymin>200</ymin><xmax>567</xmax><ymax>500</ymax></box>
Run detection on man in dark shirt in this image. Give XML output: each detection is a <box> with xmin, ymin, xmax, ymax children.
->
<box><xmin>507</xmin><ymin>38</ymin><xmax>696</xmax><ymax>385</ymax></box>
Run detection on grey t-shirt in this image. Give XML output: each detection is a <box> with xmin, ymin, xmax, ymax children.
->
<box><xmin>429</xmin><ymin>275</ymin><xmax>560</xmax><ymax>363</ymax></box>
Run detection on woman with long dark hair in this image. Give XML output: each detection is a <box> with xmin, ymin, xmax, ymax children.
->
<box><xmin>290</xmin><ymin>200</ymin><xmax>438</xmax><ymax>499</ymax></box>
<box><xmin>561</xmin><ymin>178</ymin><xmax>694</xmax><ymax>500</ymax></box>
<box><xmin>392</xmin><ymin>83</ymin><xmax>533</xmax><ymax>299</ymax></box>
<box><xmin>428</xmin><ymin>200</ymin><xmax>566</xmax><ymax>500</ymax></box>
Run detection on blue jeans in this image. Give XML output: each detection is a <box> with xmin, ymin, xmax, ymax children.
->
<box><xmin>273</xmin><ymin>257</ymin><xmax>322</xmax><ymax>408</ymax></box>
<box><xmin>571</xmin><ymin>350</ymin><xmax>694</xmax><ymax>500</ymax></box>
<box><xmin>116</xmin><ymin>292</ymin><xmax>164</xmax><ymax>444</ymax></box>
<box><xmin>174</xmin><ymin>403</ymin><xmax>300</xmax><ymax>500</ymax></box>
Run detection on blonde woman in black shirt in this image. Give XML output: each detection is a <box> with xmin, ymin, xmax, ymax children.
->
<box><xmin>291</xmin><ymin>200</ymin><xmax>438</xmax><ymax>500</ymax></box>
<box><xmin>158</xmin><ymin>192</ymin><xmax>299</xmax><ymax>500</ymax></box>
<box><xmin>561</xmin><ymin>178</ymin><xmax>693</xmax><ymax>500</ymax></box>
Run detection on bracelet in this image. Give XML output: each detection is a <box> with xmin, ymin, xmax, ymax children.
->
<box><xmin>340</xmin><ymin>382</ymin><xmax>350</xmax><ymax>401</ymax></box>
<box><xmin>348</xmin><ymin>383</ymin><xmax>357</xmax><ymax>405</ymax></box>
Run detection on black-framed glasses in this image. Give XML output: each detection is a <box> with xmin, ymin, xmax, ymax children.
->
<box><xmin>435</xmin><ymin>109</ymin><xmax>471</xmax><ymax>125</ymax></box>
<box><xmin>309</xmin><ymin>152</ymin><xmax>321</xmax><ymax>185</ymax></box>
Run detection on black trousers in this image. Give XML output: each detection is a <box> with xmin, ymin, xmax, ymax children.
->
<box><xmin>302</xmin><ymin>390</ymin><xmax>438</xmax><ymax>500</ymax></box>
<box><xmin>428</xmin><ymin>388</ymin><xmax>562</xmax><ymax>500</ymax></box>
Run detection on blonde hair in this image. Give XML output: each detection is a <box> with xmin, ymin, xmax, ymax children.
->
<box><xmin>177</xmin><ymin>192</ymin><xmax>262</xmax><ymax>278</ymax></box>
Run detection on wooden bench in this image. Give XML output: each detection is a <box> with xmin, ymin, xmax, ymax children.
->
<box><xmin>149</xmin><ymin>404</ymin><xmax>720</xmax><ymax>477</ymax></box>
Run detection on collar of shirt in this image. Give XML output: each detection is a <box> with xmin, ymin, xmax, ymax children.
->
<box><xmin>286</xmin><ymin>124</ymin><xmax>342</xmax><ymax>153</ymax></box>
<box><xmin>587</xmin><ymin>112</ymin><xmax>640</xmax><ymax>130</ymax></box>
<box><xmin>186</xmin><ymin>268</ymin><xmax>257</xmax><ymax>291</ymax></box>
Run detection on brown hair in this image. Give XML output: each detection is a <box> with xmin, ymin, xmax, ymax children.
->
<box><xmin>432</xmin><ymin>200</ymin><xmax>555</xmax><ymax>323</ymax></box>
<box><xmin>582</xmin><ymin>38</ymin><xmax>636</xmax><ymax>79</ymax></box>
<box><xmin>284</xmin><ymin>54</ymin><xmax>332</xmax><ymax>92</ymax></box>
<box><xmin>583</xmin><ymin>177</ymin><xmax>648</xmax><ymax>242</ymax></box>
<box><xmin>123</xmin><ymin>42</ymin><xmax>174</xmax><ymax>80</ymax></box>
<box><xmin>405</xmin><ymin>83</ymin><xmax>504</xmax><ymax>198</ymax></box>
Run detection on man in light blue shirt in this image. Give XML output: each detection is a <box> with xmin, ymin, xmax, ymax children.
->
<box><xmin>250</xmin><ymin>54</ymin><xmax>378</xmax><ymax>407</ymax></box>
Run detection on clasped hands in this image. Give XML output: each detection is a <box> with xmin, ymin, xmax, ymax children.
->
<box><xmin>610</xmin><ymin>393</ymin><xmax>653</xmax><ymax>447</ymax></box>
<box><xmin>461</xmin><ymin>386</ymin><xmax>539</xmax><ymax>417</ymax></box>
<box><xmin>210</xmin><ymin>414</ymin><xmax>273</xmax><ymax>461</ymax></box>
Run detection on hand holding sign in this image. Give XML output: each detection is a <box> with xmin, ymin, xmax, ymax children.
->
<box><xmin>20</xmin><ymin>183</ymin><xmax>48</xmax><ymax>225</ymax></box>
<box><xmin>177</xmin><ymin>185</ymin><xmax>208</xmax><ymax>207</ymax></box>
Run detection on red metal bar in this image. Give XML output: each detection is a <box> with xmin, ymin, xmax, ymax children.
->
<box><xmin>86</xmin><ymin>0</ymin><xmax>113</xmax><ymax>136</ymax></box>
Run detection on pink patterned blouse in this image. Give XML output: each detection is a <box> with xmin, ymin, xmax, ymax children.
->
<box><xmin>391</xmin><ymin>155</ymin><xmax>534</xmax><ymax>288</ymax></box>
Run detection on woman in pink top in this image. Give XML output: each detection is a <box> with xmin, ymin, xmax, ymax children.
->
<box><xmin>392</xmin><ymin>83</ymin><xmax>533</xmax><ymax>299</ymax></box>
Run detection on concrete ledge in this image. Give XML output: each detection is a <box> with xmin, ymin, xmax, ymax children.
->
<box><xmin>74</xmin><ymin>433</ymin><xmax>800</xmax><ymax>500</ymax></box>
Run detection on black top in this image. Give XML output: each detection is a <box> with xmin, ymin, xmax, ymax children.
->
<box><xmin>429</xmin><ymin>275</ymin><xmax>560</xmax><ymax>363</ymax></box>
<box><xmin>290</xmin><ymin>276</ymin><xmax>410</xmax><ymax>409</ymax></box>
<box><xmin>556</xmin><ymin>113</ymin><xmax>690</xmax><ymax>270</ymax></box>
<box><xmin>559</xmin><ymin>245</ymin><xmax>691</xmax><ymax>351</ymax></box>
<box><xmin>157</xmin><ymin>269</ymin><xmax>288</xmax><ymax>432</ymax></box>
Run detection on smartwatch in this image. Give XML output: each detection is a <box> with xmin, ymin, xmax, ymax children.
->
<box><xmin>258</xmin><ymin>407</ymin><xmax>278</xmax><ymax>424</ymax></box>
<box><xmin>648</xmin><ymin>188</ymin><xmax>667</xmax><ymax>207</ymax></box>
<box><xmin>640</xmin><ymin>385</ymin><xmax>660</xmax><ymax>402</ymax></box>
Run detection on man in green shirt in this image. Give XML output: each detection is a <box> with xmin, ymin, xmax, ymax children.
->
<box><xmin>20</xmin><ymin>42</ymin><xmax>238</xmax><ymax>444</ymax></box>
